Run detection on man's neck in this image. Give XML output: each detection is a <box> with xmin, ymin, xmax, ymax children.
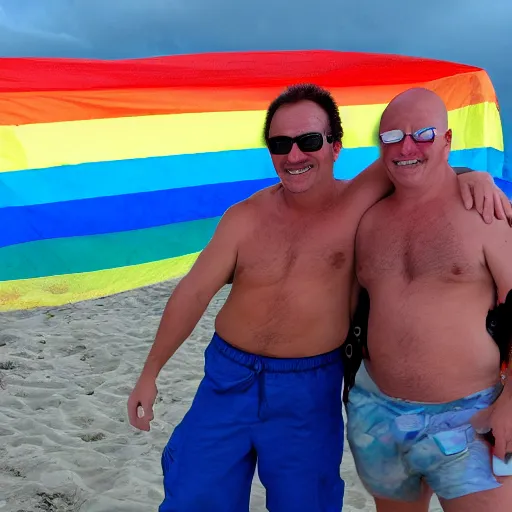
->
<box><xmin>280</xmin><ymin>179</ymin><xmax>341</xmax><ymax>213</ymax></box>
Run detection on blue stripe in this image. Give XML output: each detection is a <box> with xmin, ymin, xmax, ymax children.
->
<box><xmin>0</xmin><ymin>146</ymin><xmax>504</xmax><ymax>208</ymax></box>
<box><xmin>496</xmin><ymin>178</ymin><xmax>512</xmax><ymax>199</ymax></box>
<box><xmin>0</xmin><ymin>178</ymin><xmax>279</xmax><ymax>249</ymax></box>
<box><xmin>448</xmin><ymin>147</ymin><xmax>505</xmax><ymax>179</ymax></box>
<box><xmin>1</xmin><ymin>147</ymin><xmax>507</xmax><ymax>250</ymax></box>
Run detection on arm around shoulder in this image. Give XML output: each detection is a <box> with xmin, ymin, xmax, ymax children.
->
<box><xmin>345</xmin><ymin>158</ymin><xmax>393</xmax><ymax>219</ymax></box>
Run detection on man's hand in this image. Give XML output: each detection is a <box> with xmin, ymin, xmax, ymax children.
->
<box><xmin>127</xmin><ymin>374</ymin><xmax>158</xmax><ymax>432</ymax></box>
<box><xmin>457</xmin><ymin>170</ymin><xmax>512</xmax><ymax>225</ymax></box>
<box><xmin>472</xmin><ymin>384</ymin><xmax>512</xmax><ymax>463</ymax></box>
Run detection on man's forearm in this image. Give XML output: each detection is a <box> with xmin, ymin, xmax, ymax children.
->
<box><xmin>141</xmin><ymin>280</ymin><xmax>210</xmax><ymax>380</ymax></box>
<box><xmin>349</xmin><ymin>158</ymin><xmax>394</xmax><ymax>206</ymax></box>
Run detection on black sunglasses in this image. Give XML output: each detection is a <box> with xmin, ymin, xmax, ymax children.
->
<box><xmin>267</xmin><ymin>132</ymin><xmax>333</xmax><ymax>155</ymax></box>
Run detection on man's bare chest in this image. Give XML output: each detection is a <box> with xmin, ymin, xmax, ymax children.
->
<box><xmin>236</xmin><ymin>221</ymin><xmax>355</xmax><ymax>285</ymax></box>
<box><xmin>357</xmin><ymin>215</ymin><xmax>484</xmax><ymax>283</ymax></box>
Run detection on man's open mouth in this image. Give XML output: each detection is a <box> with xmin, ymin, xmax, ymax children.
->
<box><xmin>286</xmin><ymin>165</ymin><xmax>313</xmax><ymax>175</ymax></box>
<box><xmin>394</xmin><ymin>159</ymin><xmax>421</xmax><ymax>167</ymax></box>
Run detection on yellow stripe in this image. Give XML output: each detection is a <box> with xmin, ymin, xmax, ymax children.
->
<box><xmin>450</xmin><ymin>101</ymin><xmax>503</xmax><ymax>155</ymax></box>
<box><xmin>0</xmin><ymin>252</ymin><xmax>199</xmax><ymax>311</ymax></box>
<box><xmin>0</xmin><ymin>102</ymin><xmax>503</xmax><ymax>174</ymax></box>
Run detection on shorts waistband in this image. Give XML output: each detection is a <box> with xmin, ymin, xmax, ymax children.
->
<box><xmin>211</xmin><ymin>332</ymin><xmax>342</xmax><ymax>373</ymax></box>
<box><xmin>354</xmin><ymin>363</ymin><xmax>502</xmax><ymax>413</ymax></box>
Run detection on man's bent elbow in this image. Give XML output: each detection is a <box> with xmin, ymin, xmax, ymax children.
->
<box><xmin>166</xmin><ymin>276</ymin><xmax>216</xmax><ymax>318</ymax></box>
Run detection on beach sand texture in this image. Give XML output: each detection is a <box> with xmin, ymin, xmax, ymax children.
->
<box><xmin>0</xmin><ymin>280</ymin><xmax>442</xmax><ymax>511</ymax></box>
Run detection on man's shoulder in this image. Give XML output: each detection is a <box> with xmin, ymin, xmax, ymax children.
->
<box><xmin>450</xmin><ymin>195</ymin><xmax>506</xmax><ymax>235</ymax></box>
<box><xmin>221</xmin><ymin>185</ymin><xmax>278</xmax><ymax>224</ymax></box>
<box><xmin>481</xmin><ymin>214</ymin><xmax>512</xmax><ymax>243</ymax></box>
<box><xmin>248</xmin><ymin>183</ymin><xmax>280</xmax><ymax>203</ymax></box>
<box><xmin>238</xmin><ymin>184</ymin><xmax>278</xmax><ymax>210</ymax></box>
<box><xmin>352</xmin><ymin>201</ymin><xmax>386</xmax><ymax>248</ymax></box>
<box><xmin>358</xmin><ymin>195</ymin><xmax>392</xmax><ymax>227</ymax></box>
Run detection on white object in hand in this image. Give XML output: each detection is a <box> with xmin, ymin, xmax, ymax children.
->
<box><xmin>493</xmin><ymin>455</ymin><xmax>512</xmax><ymax>476</ymax></box>
<box><xmin>137</xmin><ymin>405</ymin><xmax>145</xmax><ymax>418</ymax></box>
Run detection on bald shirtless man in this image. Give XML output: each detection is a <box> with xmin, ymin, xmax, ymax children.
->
<box><xmin>127</xmin><ymin>84</ymin><xmax>511</xmax><ymax>512</ymax></box>
<box><xmin>347</xmin><ymin>88</ymin><xmax>512</xmax><ymax>512</ymax></box>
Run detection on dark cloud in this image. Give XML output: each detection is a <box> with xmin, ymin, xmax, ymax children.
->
<box><xmin>0</xmin><ymin>0</ymin><xmax>510</xmax><ymax>174</ymax></box>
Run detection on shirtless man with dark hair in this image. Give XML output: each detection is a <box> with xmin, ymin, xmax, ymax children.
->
<box><xmin>347</xmin><ymin>87</ymin><xmax>512</xmax><ymax>512</ymax></box>
<box><xmin>127</xmin><ymin>83</ymin><xmax>511</xmax><ymax>512</ymax></box>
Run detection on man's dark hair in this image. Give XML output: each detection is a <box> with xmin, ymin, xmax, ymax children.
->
<box><xmin>263</xmin><ymin>83</ymin><xmax>343</xmax><ymax>145</ymax></box>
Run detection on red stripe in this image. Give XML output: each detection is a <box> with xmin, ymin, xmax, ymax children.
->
<box><xmin>0</xmin><ymin>50</ymin><xmax>481</xmax><ymax>93</ymax></box>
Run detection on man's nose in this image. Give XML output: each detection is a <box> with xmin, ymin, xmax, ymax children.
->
<box><xmin>400</xmin><ymin>135</ymin><xmax>417</xmax><ymax>154</ymax></box>
<box><xmin>287</xmin><ymin>142</ymin><xmax>306</xmax><ymax>162</ymax></box>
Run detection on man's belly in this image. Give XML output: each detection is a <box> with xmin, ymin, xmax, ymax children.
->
<box><xmin>366</xmin><ymin>287</ymin><xmax>501</xmax><ymax>402</ymax></box>
<box><xmin>214</xmin><ymin>283</ymin><xmax>351</xmax><ymax>358</ymax></box>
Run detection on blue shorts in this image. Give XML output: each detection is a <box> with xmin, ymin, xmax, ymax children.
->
<box><xmin>159</xmin><ymin>333</ymin><xmax>345</xmax><ymax>512</ymax></box>
<box><xmin>346</xmin><ymin>364</ymin><xmax>503</xmax><ymax>501</ymax></box>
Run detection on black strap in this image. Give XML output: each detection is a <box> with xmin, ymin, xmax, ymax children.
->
<box><xmin>341</xmin><ymin>288</ymin><xmax>370</xmax><ymax>404</ymax></box>
<box><xmin>486</xmin><ymin>289</ymin><xmax>512</xmax><ymax>366</ymax></box>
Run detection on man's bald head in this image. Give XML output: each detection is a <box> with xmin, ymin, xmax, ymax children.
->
<box><xmin>378</xmin><ymin>87</ymin><xmax>453</xmax><ymax>191</ymax></box>
<box><xmin>380</xmin><ymin>88</ymin><xmax>448</xmax><ymax>134</ymax></box>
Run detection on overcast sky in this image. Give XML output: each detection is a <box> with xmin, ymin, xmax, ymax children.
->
<box><xmin>0</xmin><ymin>0</ymin><xmax>510</xmax><ymax>175</ymax></box>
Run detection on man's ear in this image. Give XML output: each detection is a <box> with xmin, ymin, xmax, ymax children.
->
<box><xmin>445</xmin><ymin>128</ymin><xmax>453</xmax><ymax>147</ymax></box>
<box><xmin>333</xmin><ymin>140</ymin><xmax>342</xmax><ymax>161</ymax></box>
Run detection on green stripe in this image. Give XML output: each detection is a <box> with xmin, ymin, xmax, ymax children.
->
<box><xmin>0</xmin><ymin>217</ymin><xmax>220</xmax><ymax>281</ymax></box>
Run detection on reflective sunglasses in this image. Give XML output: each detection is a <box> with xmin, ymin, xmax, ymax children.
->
<box><xmin>379</xmin><ymin>126</ymin><xmax>437</xmax><ymax>144</ymax></box>
<box><xmin>267</xmin><ymin>132</ymin><xmax>333</xmax><ymax>155</ymax></box>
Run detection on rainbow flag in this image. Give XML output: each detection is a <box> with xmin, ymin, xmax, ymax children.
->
<box><xmin>0</xmin><ymin>50</ymin><xmax>505</xmax><ymax>311</ymax></box>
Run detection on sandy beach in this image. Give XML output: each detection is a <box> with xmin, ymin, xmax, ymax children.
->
<box><xmin>0</xmin><ymin>279</ymin><xmax>442</xmax><ymax>511</ymax></box>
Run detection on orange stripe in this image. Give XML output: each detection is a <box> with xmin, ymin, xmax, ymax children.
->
<box><xmin>0</xmin><ymin>70</ymin><xmax>497</xmax><ymax>126</ymax></box>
